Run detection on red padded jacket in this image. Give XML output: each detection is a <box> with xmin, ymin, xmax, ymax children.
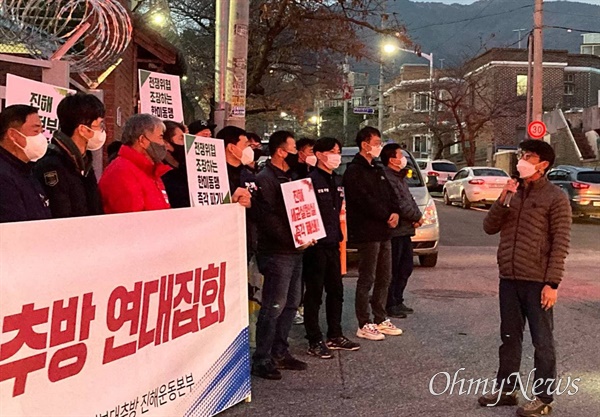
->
<box><xmin>99</xmin><ymin>145</ymin><xmax>171</xmax><ymax>214</ymax></box>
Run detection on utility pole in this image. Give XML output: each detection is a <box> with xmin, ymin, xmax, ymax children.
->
<box><xmin>513</xmin><ymin>28</ymin><xmax>527</xmax><ymax>49</ymax></box>
<box><xmin>224</xmin><ymin>0</ymin><xmax>249</xmax><ymax>129</ymax></box>
<box><xmin>214</xmin><ymin>1</ymin><xmax>229</xmax><ymax>133</ymax></box>
<box><xmin>378</xmin><ymin>9</ymin><xmax>387</xmax><ymax>133</ymax></box>
<box><xmin>343</xmin><ymin>56</ymin><xmax>349</xmax><ymax>144</ymax></box>
<box><xmin>532</xmin><ymin>0</ymin><xmax>544</xmax><ymax>123</ymax></box>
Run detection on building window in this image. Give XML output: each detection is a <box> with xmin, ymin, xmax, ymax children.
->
<box><xmin>564</xmin><ymin>84</ymin><xmax>574</xmax><ymax>96</ymax></box>
<box><xmin>413</xmin><ymin>92</ymin><xmax>431</xmax><ymax>112</ymax></box>
<box><xmin>516</xmin><ymin>75</ymin><xmax>528</xmax><ymax>97</ymax></box>
<box><xmin>413</xmin><ymin>135</ymin><xmax>430</xmax><ymax>154</ymax></box>
<box><xmin>565</xmin><ymin>74</ymin><xmax>574</xmax><ymax>83</ymax></box>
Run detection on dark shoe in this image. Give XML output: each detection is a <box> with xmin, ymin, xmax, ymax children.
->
<box><xmin>478</xmin><ymin>391</ymin><xmax>518</xmax><ymax>407</ymax></box>
<box><xmin>387</xmin><ymin>305</ymin><xmax>408</xmax><ymax>318</ymax></box>
<box><xmin>517</xmin><ymin>397</ymin><xmax>553</xmax><ymax>416</ymax></box>
<box><xmin>273</xmin><ymin>353</ymin><xmax>308</xmax><ymax>371</ymax></box>
<box><xmin>251</xmin><ymin>360</ymin><xmax>282</xmax><ymax>380</ymax></box>
<box><xmin>397</xmin><ymin>303</ymin><xmax>414</xmax><ymax>314</ymax></box>
<box><xmin>326</xmin><ymin>336</ymin><xmax>361</xmax><ymax>351</ymax></box>
<box><xmin>307</xmin><ymin>341</ymin><xmax>333</xmax><ymax>359</ymax></box>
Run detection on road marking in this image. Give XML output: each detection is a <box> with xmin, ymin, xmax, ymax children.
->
<box><xmin>470</xmin><ymin>207</ymin><xmax>489</xmax><ymax>212</ymax></box>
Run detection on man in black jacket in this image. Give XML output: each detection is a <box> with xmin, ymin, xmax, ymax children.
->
<box><xmin>0</xmin><ymin>105</ymin><xmax>51</xmax><ymax>223</ymax></box>
<box><xmin>381</xmin><ymin>144</ymin><xmax>424</xmax><ymax>318</ymax></box>
<box><xmin>34</xmin><ymin>93</ymin><xmax>105</xmax><ymax>218</ymax></box>
<box><xmin>252</xmin><ymin>130</ymin><xmax>313</xmax><ymax>380</ymax></box>
<box><xmin>343</xmin><ymin>126</ymin><xmax>402</xmax><ymax>341</ymax></box>
<box><xmin>303</xmin><ymin>137</ymin><xmax>361</xmax><ymax>359</ymax></box>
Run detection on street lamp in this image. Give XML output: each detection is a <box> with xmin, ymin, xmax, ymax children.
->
<box><xmin>379</xmin><ymin>43</ymin><xmax>397</xmax><ymax>132</ymax></box>
<box><xmin>151</xmin><ymin>13</ymin><xmax>166</xmax><ymax>27</ymax></box>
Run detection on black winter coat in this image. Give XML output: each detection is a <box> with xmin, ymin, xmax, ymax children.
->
<box><xmin>255</xmin><ymin>161</ymin><xmax>297</xmax><ymax>254</ymax></box>
<box><xmin>383</xmin><ymin>167</ymin><xmax>423</xmax><ymax>237</ymax></box>
<box><xmin>309</xmin><ymin>167</ymin><xmax>343</xmax><ymax>247</ymax></box>
<box><xmin>342</xmin><ymin>154</ymin><xmax>400</xmax><ymax>243</ymax></box>
<box><xmin>0</xmin><ymin>147</ymin><xmax>51</xmax><ymax>223</ymax></box>
<box><xmin>33</xmin><ymin>131</ymin><xmax>103</xmax><ymax>218</ymax></box>
<box><xmin>227</xmin><ymin>163</ymin><xmax>259</xmax><ymax>257</ymax></box>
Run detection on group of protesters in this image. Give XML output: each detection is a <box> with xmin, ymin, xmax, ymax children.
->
<box><xmin>0</xmin><ymin>91</ymin><xmax>425</xmax><ymax>381</ymax></box>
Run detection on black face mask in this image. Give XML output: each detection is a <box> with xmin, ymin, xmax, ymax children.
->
<box><xmin>171</xmin><ymin>144</ymin><xmax>186</xmax><ymax>166</ymax></box>
<box><xmin>253</xmin><ymin>148</ymin><xmax>263</xmax><ymax>162</ymax></box>
<box><xmin>285</xmin><ymin>152</ymin><xmax>300</xmax><ymax>169</ymax></box>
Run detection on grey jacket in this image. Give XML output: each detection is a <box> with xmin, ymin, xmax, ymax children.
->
<box><xmin>483</xmin><ymin>177</ymin><xmax>571</xmax><ymax>286</ymax></box>
<box><xmin>383</xmin><ymin>167</ymin><xmax>423</xmax><ymax>237</ymax></box>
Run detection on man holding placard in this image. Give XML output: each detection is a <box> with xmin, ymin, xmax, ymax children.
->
<box><xmin>34</xmin><ymin>93</ymin><xmax>105</xmax><ymax>218</ymax></box>
<box><xmin>252</xmin><ymin>130</ymin><xmax>313</xmax><ymax>380</ymax></box>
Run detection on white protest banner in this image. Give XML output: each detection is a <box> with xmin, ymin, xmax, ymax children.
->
<box><xmin>139</xmin><ymin>70</ymin><xmax>183</xmax><ymax>122</ymax></box>
<box><xmin>0</xmin><ymin>205</ymin><xmax>250</xmax><ymax>417</ymax></box>
<box><xmin>184</xmin><ymin>134</ymin><xmax>231</xmax><ymax>206</ymax></box>
<box><xmin>5</xmin><ymin>74</ymin><xmax>75</xmax><ymax>139</ymax></box>
<box><xmin>281</xmin><ymin>178</ymin><xmax>327</xmax><ymax>248</ymax></box>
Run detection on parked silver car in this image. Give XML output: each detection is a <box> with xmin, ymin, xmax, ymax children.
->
<box><xmin>338</xmin><ymin>147</ymin><xmax>440</xmax><ymax>267</ymax></box>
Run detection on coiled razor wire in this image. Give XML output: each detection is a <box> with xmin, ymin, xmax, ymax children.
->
<box><xmin>0</xmin><ymin>0</ymin><xmax>132</xmax><ymax>73</ymax></box>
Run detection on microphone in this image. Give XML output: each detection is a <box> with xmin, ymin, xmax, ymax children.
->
<box><xmin>502</xmin><ymin>175</ymin><xmax>520</xmax><ymax>208</ymax></box>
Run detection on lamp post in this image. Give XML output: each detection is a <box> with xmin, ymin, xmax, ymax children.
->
<box><xmin>378</xmin><ymin>43</ymin><xmax>397</xmax><ymax>132</ymax></box>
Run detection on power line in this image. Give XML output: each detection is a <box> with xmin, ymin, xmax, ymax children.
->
<box><xmin>545</xmin><ymin>25</ymin><xmax>600</xmax><ymax>34</ymax></box>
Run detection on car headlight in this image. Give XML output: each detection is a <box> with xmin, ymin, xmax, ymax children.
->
<box><xmin>422</xmin><ymin>197</ymin><xmax>438</xmax><ymax>226</ymax></box>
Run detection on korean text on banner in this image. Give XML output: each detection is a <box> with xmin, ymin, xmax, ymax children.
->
<box><xmin>281</xmin><ymin>178</ymin><xmax>327</xmax><ymax>248</ymax></box>
<box><xmin>0</xmin><ymin>205</ymin><xmax>250</xmax><ymax>417</ymax></box>
<box><xmin>138</xmin><ymin>70</ymin><xmax>183</xmax><ymax>122</ymax></box>
<box><xmin>5</xmin><ymin>74</ymin><xmax>75</xmax><ymax>140</ymax></box>
<box><xmin>184</xmin><ymin>134</ymin><xmax>231</xmax><ymax>206</ymax></box>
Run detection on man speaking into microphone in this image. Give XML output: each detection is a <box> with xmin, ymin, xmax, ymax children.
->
<box><xmin>479</xmin><ymin>139</ymin><xmax>572</xmax><ymax>417</ymax></box>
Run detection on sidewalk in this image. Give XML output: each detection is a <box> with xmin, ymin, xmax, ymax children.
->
<box><xmin>222</xmin><ymin>246</ymin><xmax>600</xmax><ymax>417</ymax></box>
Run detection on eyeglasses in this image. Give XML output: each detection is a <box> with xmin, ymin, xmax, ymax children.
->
<box><xmin>517</xmin><ymin>150</ymin><xmax>538</xmax><ymax>161</ymax></box>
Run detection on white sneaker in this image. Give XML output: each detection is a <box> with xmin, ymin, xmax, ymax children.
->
<box><xmin>377</xmin><ymin>319</ymin><xmax>403</xmax><ymax>336</ymax></box>
<box><xmin>356</xmin><ymin>323</ymin><xmax>385</xmax><ymax>341</ymax></box>
<box><xmin>293</xmin><ymin>310</ymin><xmax>304</xmax><ymax>325</ymax></box>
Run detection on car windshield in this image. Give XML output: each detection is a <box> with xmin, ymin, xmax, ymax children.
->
<box><xmin>432</xmin><ymin>162</ymin><xmax>457</xmax><ymax>172</ymax></box>
<box><xmin>577</xmin><ymin>172</ymin><xmax>600</xmax><ymax>184</ymax></box>
<box><xmin>417</xmin><ymin>160</ymin><xmax>427</xmax><ymax>169</ymax></box>
<box><xmin>405</xmin><ymin>160</ymin><xmax>425</xmax><ymax>187</ymax></box>
<box><xmin>473</xmin><ymin>169</ymin><xmax>508</xmax><ymax>177</ymax></box>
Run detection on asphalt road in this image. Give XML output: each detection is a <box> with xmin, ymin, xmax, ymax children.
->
<box><xmin>221</xmin><ymin>201</ymin><xmax>600</xmax><ymax>417</ymax></box>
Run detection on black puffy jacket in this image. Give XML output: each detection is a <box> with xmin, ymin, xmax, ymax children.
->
<box><xmin>309</xmin><ymin>167</ymin><xmax>343</xmax><ymax>248</ymax></box>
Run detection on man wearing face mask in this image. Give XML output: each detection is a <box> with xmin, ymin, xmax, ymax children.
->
<box><xmin>98</xmin><ymin>114</ymin><xmax>171</xmax><ymax>214</ymax></box>
<box><xmin>287</xmin><ymin>137</ymin><xmax>316</xmax><ymax>180</ymax></box>
<box><xmin>480</xmin><ymin>140</ymin><xmax>571</xmax><ymax>416</ymax></box>
<box><xmin>161</xmin><ymin>121</ymin><xmax>190</xmax><ymax>208</ymax></box>
<box><xmin>381</xmin><ymin>144</ymin><xmax>424</xmax><ymax>319</ymax></box>
<box><xmin>34</xmin><ymin>93</ymin><xmax>105</xmax><ymax>218</ymax></box>
<box><xmin>0</xmin><ymin>105</ymin><xmax>51</xmax><ymax>223</ymax></box>
<box><xmin>302</xmin><ymin>137</ymin><xmax>361</xmax><ymax>359</ymax></box>
<box><xmin>252</xmin><ymin>130</ymin><xmax>314</xmax><ymax>380</ymax></box>
<box><xmin>343</xmin><ymin>126</ymin><xmax>402</xmax><ymax>341</ymax></box>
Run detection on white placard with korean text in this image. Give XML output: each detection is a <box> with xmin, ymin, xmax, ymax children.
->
<box><xmin>281</xmin><ymin>178</ymin><xmax>327</xmax><ymax>248</ymax></box>
<box><xmin>138</xmin><ymin>70</ymin><xmax>184</xmax><ymax>122</ymax></box>
<box><xmin>5</xmin><ymin>74</ymin><xmax>75</xmax><ymax>140</ymax></box>
<box><xmin>184</xmin><ymin>134</ymin><xmax>231</xmax><ymax>206</ymax></box>
<box><xmin>0</xmin><ymin>205</ymin><xmax>250</xmax><ymax>417</ymax></box>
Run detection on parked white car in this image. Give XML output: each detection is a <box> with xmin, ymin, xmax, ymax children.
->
<box><xmin>415</xmin><ymin>159</ymin><xmax>458</xmax><ymax>192</ymax></box>
<box><xmin>443</xmin><ymin>167</ymin><xmax>510</xmax><ymax>209</ymax></box>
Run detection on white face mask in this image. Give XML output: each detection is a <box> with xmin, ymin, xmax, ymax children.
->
<box><xmin>323</xmin><ymin>153</ymin><xmax>342</xmax><ymax>170</ymax></box>
<box><xmin>84</xmin><ymin>126</ymin><xmax>107</xmax><ymax>151</ymax></box>
<box><xmin>14</xmin><ymin>130</ymin><xmax>48</xmax><ymax>162</ymax></box>
<box><xmin>368</xmin><ymin>144</ymin><xmax>383</xmax><ymax>158</ymax></box>
<box><xmin>391</xmin><ymin>156</ymin><xmax>407</xmax><ymax>169</ymax></box>
<box><xmin>305</xmin><ymin>155</ymin><xmax>318</xmax><ymax>167</ymax></box>
<box><xmin>240</xmin><ymin>146</ymin><xmax>254</xmax><ymax>165</ymax></box>
<box><xmin>516</xmin><ymin>159</ymin><xmax>539</xmax><ymax>179</ymax></box>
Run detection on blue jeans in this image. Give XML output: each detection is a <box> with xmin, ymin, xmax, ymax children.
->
<box><xmin>253</xmin><ymin>253</ymin><xmax>303</xmax><ymax>362</ymax></box>
<box><xmin>386</xmin><ymin>236</ymin><xmax>414</xmax><ymax>309</ymax></box>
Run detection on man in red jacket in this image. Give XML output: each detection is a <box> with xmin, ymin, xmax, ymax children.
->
<box><xmin>99</xmin><ymin>114</ymin><xmax>171</xmax><ymax>213</ymax></box>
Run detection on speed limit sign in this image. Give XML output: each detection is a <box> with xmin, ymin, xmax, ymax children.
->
<box><xmin>528</xmin><ymin>121</ymin><xmax>547</xmax><ymax>139</ymax></box>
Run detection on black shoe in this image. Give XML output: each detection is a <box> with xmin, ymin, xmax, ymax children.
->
<box><xmin>273</xmin><ymin>353</ymin><xmax>308</xmax><ymax>371</ymax></box>
<box><xmin>397</xmin><ymin>303</ymin><xmax>414</xmax><ymax>314</ymax></box>
<box><xmin>326</xmin><ymin>336</ymin><xmax>361</xmax><ymax>351</ymax></box>
<box><xmin>478</xmin><ymin>391</ymin><xmax>518</xmax><ymax>407</ymax></box>
<box><xmin>387</xmin><ymin>305</ymin><xmax>408</xmax><ymax>318</ymax></box>
<box><xmin>307</xmin><ymin>341</ymin><xmax>333</xmax><ymax>359</ymax></box>
<box><xmin>251</xmin><ymin>360</ymin><xmax>282</xmax><ymax>380</ymax></box>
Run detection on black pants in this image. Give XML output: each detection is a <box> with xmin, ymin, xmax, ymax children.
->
<box><xmin>386</xmin><ymin>235</ymin><xmax>414</xmax><ymax>309</ymax></box>
<box><xmin>355</xmin><ymin>240</ymin><xmax>392</xmax><ymax>327</ymax></box>
<box><xmin>303</xmin><ymin>246</ymin><xmax>344</xmax><ymax>343</ymax></box>
<box><xmin>496</xmin><ymin>279</ymin><xmax>556</xmax><ymax>403</ymax></box>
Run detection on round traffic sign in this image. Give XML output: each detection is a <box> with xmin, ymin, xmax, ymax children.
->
<box><xmin>528</xmin><ymin>121</ymin><xmax>547</xmax><ymax>139</ymax></box>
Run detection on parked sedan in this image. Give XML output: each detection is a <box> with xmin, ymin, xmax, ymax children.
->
<box><xmin>415</xmin><ymin>159</ymin><xmax>458</xmax><ymax>192</ymax></box>
<box><xmin>443</xmin><ymin>167</ymin><xmax>509</xmax><ymax>209</ymax></box>
<box><xmin>547</xmin><ymin>165</ymin><xmax>600</xmax><ymax>218</ymax></box>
